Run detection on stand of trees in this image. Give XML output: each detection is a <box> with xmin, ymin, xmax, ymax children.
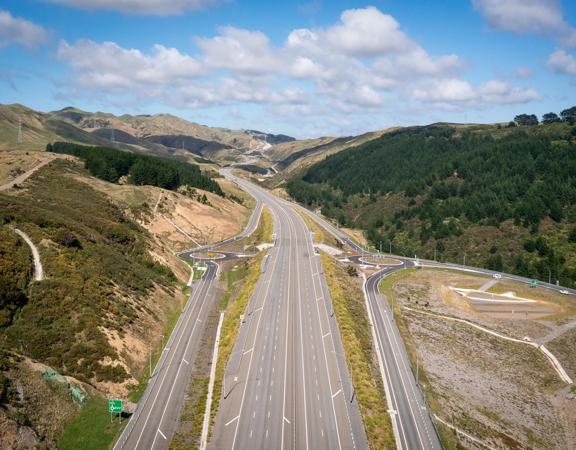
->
<box><xmin>47</xmin><ymin>142</ymin><xmax>223</xmax><ymax>195</ymax></box>
<box><xmin>288</xmin><ymin>120</ymin><xmax>576</xmax><ymax>286</ymax></box>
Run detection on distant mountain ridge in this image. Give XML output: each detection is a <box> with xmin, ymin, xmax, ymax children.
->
<box><xmin>0</xmin><ymin>104</ymin><xmax>296</xmax><ymax>163</ymax></box>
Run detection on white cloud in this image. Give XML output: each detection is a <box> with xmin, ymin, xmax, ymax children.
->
<box><xmin>46</xmin><ymin>0</ymin><xmax>220</xmax><ymax>15</ymax></box>
<box><xmin>0</xmin><ymin>9</ymin><xmax>48</xmax><ymax>48</ymax></box>
<box><xmin>413</xmin><ymin>78</ymin><xmax>539</xmax><ymax>106</ymax></box>
<box><xmin>57</xmin><ymin>40</ymin><xmax>204</xmax><ymax>90</ymax></box>
<box><xmin>55</xmin><ymin>6</ymin><xmax>541</xmax><ymax>133</ymax></box>
<box><xmin>473</xmin><ymin>0</ymin><xmax>576</xmax><ymax>47</ymax></box>
<box><xmin>374</xmin><ymin>48</ymin><xmax>463</xmax><ymax>79</ymax></box>
<box><xmin>547</xmin><ymin>48</ymin><xmax>576</xmax><ymax>75</ymax></box>
<box><xmin>320</xmin><ymin>7</ymin><xmax>413</xmax><ymax>56</ymax></box>
<box><xmin>195</xmin><ymin>27</ymin><xmax>280</xmax><ymax>75</ymax></box>
<box><xmin>171</xmin><ymin>79</ymin><xmax>307</xmax><ymax>109</ymax></box>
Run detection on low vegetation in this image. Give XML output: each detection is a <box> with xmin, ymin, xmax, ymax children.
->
<box><xmin>321</xmin><ymin>253</ymin><xmax>395</xmax><ymax>449</ymax></box>
<box><xmin>48</xmin><ymin>141</ymin><xmax>223</xmax><ymax>195</ymax></box>
<box><xmin>0</xmin><ymin>158</ymin><xmax>185</xmax><ymax>447</ymax></box>
<box><xmin>379</xmin><ymin>268</ymin><xmax>575</xmax><ymax>449</ymax></box>
<box><xmin>288</xmin><ymin>118</ymin><xmax>576</xmax><ymax>287</ymax></box>
<box><xmin>57</xmin><ymin>395</ymin><xmax>124</xmax><ymax>450</ymax></box>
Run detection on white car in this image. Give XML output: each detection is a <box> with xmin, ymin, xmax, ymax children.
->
<box><xmin>560</xmin><ymin>289</ymin><xmax>569</xmax><ymax>295</ymax></box>
<box><xmin>493</xmin><ymin>274</ymin><xmax>502</xmax><ymax>279</ymax></box>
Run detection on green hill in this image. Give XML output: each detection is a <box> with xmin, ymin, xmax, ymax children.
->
<box><xmin>288</xmin><ymin>121</ymin><xmax>576</xmax><ymax>287</ymax></box>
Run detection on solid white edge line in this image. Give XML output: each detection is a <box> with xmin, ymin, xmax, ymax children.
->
<box><xmin>361</xmin><ymin>273</ymin><xmax>403</xmax><ymax>450</ymax></box>
<box><xmin>201</xmin><ymin>312</ymin><xmax>225</xmax><ymax>448</ymax></box>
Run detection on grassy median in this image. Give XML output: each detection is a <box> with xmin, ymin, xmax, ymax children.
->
<box><xmin>321</xmin><ymin>253</ymin><xmax>396</xmax><ymax>449</ymax></box>
<box><xmin>208</xmin><ymin>206</ymin><xmax>272</xmax><ymax>437</ymax></box>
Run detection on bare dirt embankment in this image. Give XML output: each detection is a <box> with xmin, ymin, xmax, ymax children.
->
<box><xmin>75</xmin><ymin>174</ymin><xmax>250</xmax><ymax>282</ymax></box>
<box><xmin>382</xmin><ymin>269</ymin><xmax>576</xmax><ymax>450</ymax></box>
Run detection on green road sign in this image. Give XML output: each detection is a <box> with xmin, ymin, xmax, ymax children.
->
<box><xmin>108</xmin><ymin>399</ymin><xmax>122</xmax><ymax>413</ymax></box>
<box><xmin>531</xmin><ymin>279</ymin><xmax>539</xmax><ymax>287</ymax></box>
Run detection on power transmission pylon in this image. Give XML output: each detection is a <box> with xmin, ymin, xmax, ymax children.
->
<box><xmin>17</xmin><ymin>118</ymin><xmax>23</xmax><ymax>144</ymax></box>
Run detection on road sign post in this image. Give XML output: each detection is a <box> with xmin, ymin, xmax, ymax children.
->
<box><xmin>108</xmin><ymin>399</ymin><xmax>122</xmax><ymax>423</ymax></box>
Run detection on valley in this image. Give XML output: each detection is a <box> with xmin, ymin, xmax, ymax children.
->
<box><xmin>1</xmin><ymin>104</ymin><xmax>575</xmax><ymax>450</ymax></box>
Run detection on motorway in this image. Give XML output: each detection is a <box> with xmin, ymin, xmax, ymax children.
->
<box><xmin>114</xmin><ymin>262</ymin><xmax>220</xmax><ymax>450</ymax></box>
<box><xmin>115</xmin><ymin>162</ymin><xmax>575</xmax><ymax>450</ymax></box>
<box><xmin>291</xmin><ymin>203</ymin><xmax>575</xmax><ymax>450</ymax></box>
<box><xmin>364</xmin><ymin>265</ymin><xmax>441</xmax><ymax>450</ymax></box>
<box><xmin>209</xmin><ymin>169</ymin><xmax>367</xmax><ymax>450</ymax></box>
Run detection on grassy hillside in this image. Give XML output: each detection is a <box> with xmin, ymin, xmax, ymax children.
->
<box><xmin>0</xmin><ymin>157</ymin><xmax>188</xmax><ymax>446</ymax></box>
<box><xmin>288</xmin><ymin>122</ymin><xmax>576</xmax><ymax>287</ymax></box>
<box><xmin>265</xmin><ymin>130</ymin><xmax>385</xmax><ymax>185</ymax></box>
<box><xmin>0</xmin><ymin>103</ymin><xmax>268</xmax><ymax>163</ymax></box>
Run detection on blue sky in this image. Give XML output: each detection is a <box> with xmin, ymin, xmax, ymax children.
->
<box><xmin>1</xmin><ymin>0</ymin><xmax>575</xmax><ymax>138</ymax></box>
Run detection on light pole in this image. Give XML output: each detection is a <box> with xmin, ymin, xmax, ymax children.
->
<box><xmin>547</xmin><ymin>267</ymin><xmax>551</xmax><ymax>284</ymax></box>
<box><xmin>416</xmin><ymin>352</ymin><xmax>419</xmax><ymax>385</ymax></box>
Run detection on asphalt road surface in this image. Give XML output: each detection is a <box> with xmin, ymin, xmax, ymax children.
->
<box><xmin>114</xmin><ymin>262</ymin><xmax>219</xmax><ymax>450</ymax></box>
<box><xmin>365</xmin><ymin>265</ymin><xmax>442</xmax><ymax>450</ymax></box>
<box><xmin>209</xmin><ymin>169</ymin><xmax>367</xmax><ymax>450</ymax></box>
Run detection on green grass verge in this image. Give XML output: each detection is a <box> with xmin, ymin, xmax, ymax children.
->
<box><xmin>321</xmin><ymin>253</ymin><xmax>396</xmax><ymax>449</ymax></box>
<box><xmin>57</xmin><ymin>396</ymin><xmax>124</xmax><ymax>450</ymax></box>
<box><xmin>206</xmin><ymin>208</ymin><xmax>272</xmax><ymax>438</ymax></box>
<box><xmin>209</xmin><ymin>252</ymin><xmax>264</xmax><ymax>437</ymax></box>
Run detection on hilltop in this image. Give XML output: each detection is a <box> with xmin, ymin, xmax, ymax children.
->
<box><xmin>0</xmin><ymin>104</ymin><xmax>295</xmax><ymax>164</ymax></box>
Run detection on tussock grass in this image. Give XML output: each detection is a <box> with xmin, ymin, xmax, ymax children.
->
<box><xmin>321</xmin><ymin>253</ymin><xmax>395</xmax><ymax>449</ymax></box>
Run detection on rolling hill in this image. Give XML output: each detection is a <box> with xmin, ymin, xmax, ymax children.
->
<box><xmin>287</xmin><ymin>120</ymin><xmax>576</xmax><ymax>288</ymax></box>
<box><xmin>0</xmin><ymin>104</ymin><xmax>295</xmax><ymax>164</ymax></box>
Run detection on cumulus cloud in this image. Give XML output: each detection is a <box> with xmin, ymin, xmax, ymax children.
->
<box><xmin>547</xmin><ymin>49</ymin><xmax>576</xmax><ymax>75</ymax></box>
<box><xmin>46</xmin><ymin>0</ymin><xmax>220</xmax><ymax>15</ymax></box>
<box><xmin>413</xmin><ymin>78</ymin><xmax>539</xmax><ymax>107</ymax></box>
<box><xmin>473</xmin><ymin>0</ymin><xmax>576</xmax><ymax>47</ymax></box>
<box><xmin>320</xmin><ymin>7</ymin><xmax>413</xmax><ymax>56</ymax></box>
<box><xmin>170</xmin><ymin>79</ymin><xmax>307</xmax><ymax>109</ymax></box>
<box><xmin>0</xmin><ymin>9</ymin><xmax>48</xmax><ymax>48</ymax></box>
<box><xmin>58</xmin><ymin>40</ymin><xmax>204</xmax><ymax>90</ymax></box>
<box><xmin>56</xmin><ymin>6</ymin><xmax>540</xmax><ymax>127</ymax></box>
<box><xmin>195</xmin><ymin>27</ymin><xmax>280</xmax><ymax>75</ymax></box>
